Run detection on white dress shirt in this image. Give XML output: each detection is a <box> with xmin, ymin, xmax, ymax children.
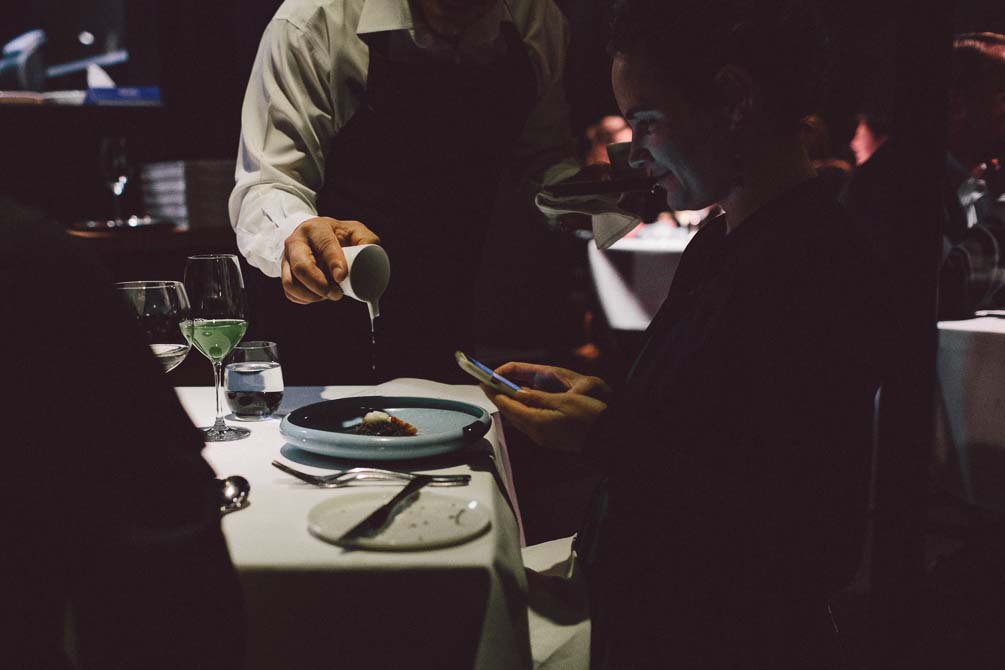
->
<box><xmin>230</xmin><ymin>0</ymin><xmax>577</xmax><ymax>277</ymax></box>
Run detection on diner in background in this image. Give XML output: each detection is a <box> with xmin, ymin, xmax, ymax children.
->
<box><xmin>229</xmin><ymin>0</ymin><xmax>578</xmax><ymax>383</ymax></box>
<box><xmin>484</xmin><ymin>0</ymin><xmax>885</xmax><ymax>666</ymax></box>
<box><xmin>799</xmin><ymin>112</ymin><xmax>853</xmax><ymax>200</ymax></box>
<box><xmin>3</xmin><ymin>197</ymin><xmax>244</xmax><ymax>669</ymax></box>
<box><xmin>844</xmin><ymin>33</ymin><xmax>1005</xmax><ymax>245</ymax></box>
<box><xmin>842</xmin><ymin>32</ymin><xmax>1005</xmax><ymax>316</ymax></box>
<box><xmin>946</xmin><ymin>33</ymin><xmax>1005</xmax><ymax>232</ymax></box>
<box><xmin>849</xmin><ymin>112</ymin><xmax>890</xmax><ymax>167</ymax></box>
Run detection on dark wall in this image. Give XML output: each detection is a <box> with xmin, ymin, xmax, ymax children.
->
<box><xmin>957</xmin><ymin>0</ymin><xmax>1005</xmax><ymax>33</ymax></box>
<box><xmin>556</xmin><ymin>0</ymin><xmax>619</xmax><ymax>150</ymax></box>
<box><xmin>150</xmin><ymin>0</ymin><xmax>281</xmax><ymax>161</ymax></box>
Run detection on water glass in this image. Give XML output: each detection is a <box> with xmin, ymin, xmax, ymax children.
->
<box><xmin>225</xmin><ymin>341</ymin><xmax>284</xmax><ymax>420</ymax></box>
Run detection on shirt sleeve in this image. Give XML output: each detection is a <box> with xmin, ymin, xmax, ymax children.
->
<box><xmin>229</xmin><ymin>16</ymin><xmax>355</xmax><ymax>278</ymax></box>
<box><xmin>511</xmin><ymin>1</ymin><xmax>579</xmax><ymax>187</ymax></box>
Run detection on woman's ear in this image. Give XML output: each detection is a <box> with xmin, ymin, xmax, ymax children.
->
<box><xmin>713</xmin><ymin>65</ymin><xmax>758</xmax><ymax>130</ymax></box>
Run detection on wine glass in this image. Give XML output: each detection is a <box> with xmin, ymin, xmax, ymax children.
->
<box><xmin>116</xmin><ymin>281</ymin><xmax>191</xmax><ymax>373</ymax></box>
<box><xmin>183</xmin><ymin>254</ymin><xmax>250</xmax><ymax>441</ymax></box>
<box><xmin>99</xmin><ymin>136</ymin><xmax>132</xmax><ymax>223</ymax></box>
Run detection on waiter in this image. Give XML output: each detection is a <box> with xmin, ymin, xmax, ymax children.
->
<box><xmin>230</xmin><ymin>0</ymin><xmax>576</xmax><ymax>383</ymax></box>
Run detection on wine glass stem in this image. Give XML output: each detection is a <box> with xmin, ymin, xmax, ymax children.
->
<box><xmin>212</xmin><ymin>360</ymin><xmax>227</xmax><ymax>431</ymax></box>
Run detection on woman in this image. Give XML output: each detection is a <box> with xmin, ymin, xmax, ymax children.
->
<box><xmin>486</xmin><ymin>1</ymin><xmax>883</xmax><ymax>667</ymax></box>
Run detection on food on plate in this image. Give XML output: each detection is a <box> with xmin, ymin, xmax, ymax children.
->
<box><xmin>351</xmin><ymin>410</ymin><xmax>418</xmax><ymax>436</ymax></box>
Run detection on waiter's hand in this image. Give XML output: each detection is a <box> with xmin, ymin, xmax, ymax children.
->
<box><xmin>481</xmin><ymin>362</ymin><xmax>610</xmax><ymax>454</ymax></box>
<box><xmin>281</xmin><ymin>217</ymin><xmax>380</xmax><ymax>304</ymax></box>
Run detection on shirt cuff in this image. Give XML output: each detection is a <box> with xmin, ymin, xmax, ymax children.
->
<box><xmin>238</xmin><ymin>201</ymin><xmax>317</xmax><ymax>278</ymax></box>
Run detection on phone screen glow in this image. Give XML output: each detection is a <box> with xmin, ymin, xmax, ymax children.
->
<box><xmin>469</xmin><ymin>356</ymin><xmax>521</xmax><ymax>392</ymax></box>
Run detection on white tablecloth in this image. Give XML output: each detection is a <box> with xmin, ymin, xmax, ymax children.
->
<box><xmin>177</xmin><ymin>379</ymin><xmax>531</xmax><ymax>670</ymax></box>
<box><xmin>587</xmin><ymin>232</ymin><xmax>693</xmax><ymax>331</ymax></box>
<box><xmin>936</xmin><ymin>318</ymin><xmax>1005</xmax><ymax>510</ymax></box>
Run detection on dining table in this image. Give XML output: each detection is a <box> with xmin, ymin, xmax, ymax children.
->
<box><xmin>176</xmin><ymin>378</ymin><xmax>532</xmax><ymax>670</ymax></box>
<box><xmin>935</xmin><ymin>316</ymin><xmax>1005</xmax><ymax>511</ymax></box>
<box><xmin>587</xmin><ymin>228</ymin><xmax>694</xmax><ymax>332</ymax></box>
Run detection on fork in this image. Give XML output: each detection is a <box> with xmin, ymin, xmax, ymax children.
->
<box><xmin>271</xmin><ymin>460</ymin><xmax>471</xmax><ymax>488</ymax></box>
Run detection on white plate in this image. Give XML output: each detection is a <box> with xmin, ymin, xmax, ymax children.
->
<box><xmin>307</xmin><ymin>490</ymin><xmax>491</xmax><ymax>551</ymax></box>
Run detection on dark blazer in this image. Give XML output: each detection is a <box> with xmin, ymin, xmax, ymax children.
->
<box><xmin>578</xmin><ymin>179</ymin><xmax>883</xmax><ymax>668</ymax></box>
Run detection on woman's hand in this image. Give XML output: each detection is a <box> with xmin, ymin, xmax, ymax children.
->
<box><xmin>494</xmin><ymin>362</ymin><xmax>612</xmax><ymax>400</ymax></box>
<box><xmin>482</xmin><ymin>362</ymin><xmax>610</xmax><ymax>454</ymax></box>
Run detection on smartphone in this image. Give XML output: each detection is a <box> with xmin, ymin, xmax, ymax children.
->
<box><xmin>455</xmin><ymin>351</ymin><xmax>522</xmax><ymax>397</ymax></box>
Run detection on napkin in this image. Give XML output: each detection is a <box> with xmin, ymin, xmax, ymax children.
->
<box><xmin>523</xmin><ymin>536</ymin><xmax>591</xmax><ymax>669</ymax></box>
<box><xmin>535</xmin><ymin>142</ymin><xmax>658</xmax><ymax>250</ymax></box>
<box><xmin>535</xmin><ymin>191</ymin><xmax>641</xmax><ymax>250</ymax></box>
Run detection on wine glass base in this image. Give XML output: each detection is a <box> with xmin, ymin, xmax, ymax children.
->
<box><xmin>200</xmin><ymin>425</ymin><xmax>251</xmax><ymax>442</ymax></box>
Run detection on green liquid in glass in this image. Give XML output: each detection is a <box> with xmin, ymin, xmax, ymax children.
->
<box><xmin>181</xmin><ymin>319</ymin><xmax>248</xmax><ymax>362</ymax></box>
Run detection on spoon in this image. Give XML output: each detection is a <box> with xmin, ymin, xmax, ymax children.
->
<box><xmin>217</xmin><ymin>475</ymin><xmax>250</xmax><ymax>515</ymax></box>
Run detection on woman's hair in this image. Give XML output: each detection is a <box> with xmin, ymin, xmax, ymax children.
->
<box><xmin>799</xmin><ymin>113</ymin><xmax>832</xmax><ymax>160</ymax></box>
<box><xmin>857</xmin><ymin>112</ymin><xmax>891</xmax><ymax>140</ymax></box>
<box><xmin>951</xmin><ymin>32</ymin><xmax>1005</xmax><ymax>94</ymax></box>
<box><xmin>608</xmin><ymin>0</ymin><xmax>832</xmax><ymax>133</ymax></box>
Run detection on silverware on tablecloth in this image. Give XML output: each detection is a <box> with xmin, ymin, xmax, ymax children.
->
<box><xmin>334</xmin><ymin>475</ymin><xmax>434</xmax><ymax>547</ymax></box>
<box><xmin>217</xmin><ymin>475</ymin><xmax>250</xmax><ymax>515</ymax></box>
<box><xmin>271</xmin><ymin>460</ymin><xmax>471</xmax><ymax>488</ymax></box>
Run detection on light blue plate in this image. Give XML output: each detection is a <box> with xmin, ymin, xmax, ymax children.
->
<box><xmin>279</xmin><ymin>396</ymin><xmax>491</xmax><ymax>461</ymax></box>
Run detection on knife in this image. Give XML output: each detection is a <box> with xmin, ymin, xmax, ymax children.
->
<box><xmin>334</xmin><ymin>474</ymin><xmax>434</xmax><ymax>547</ymax></box>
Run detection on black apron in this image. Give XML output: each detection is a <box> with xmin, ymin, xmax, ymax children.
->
<box><xmin>255</xmin><ymin>22</ymin><xmax>537</xmax><ymax>385</ymax></box>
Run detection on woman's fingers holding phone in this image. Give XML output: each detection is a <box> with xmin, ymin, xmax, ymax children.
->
<box><xmin>493</xmin><ymin>362</ymin><xmax>557</xmax><ymax>388</ymax></box>
<box><xmin>494</xmin><ymin>362</ymin><xmax>611</xmax><ymax>400</ymax></box>
<box><xmin>493</xmin><ymin>362</ymin><xmax>577</xmax><ymax>393</ymax></box>
<box><xmin>485</xmin><ymin>387</ymin><xmax>607</xmax><ymax>454</ymax></box>
<box><xmin>565</xmin><ymin>374</ymin><xmax>613</xmax><ymax>401</ymax></box>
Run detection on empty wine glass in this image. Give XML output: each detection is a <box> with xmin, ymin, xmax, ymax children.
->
<box><xmin>116</xmin><ymin>281</ymin><xmax>191</xmax><ymax>373</ymax></box>
<box><xmin>183</xmin><ymin>254</ymin><xmax>250</xmax><ymax>441</ymax></box>
<box><xmin>99</xmin><ymin>136</ymin><xmax>132</xmax><ymax>223</ymax></box>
